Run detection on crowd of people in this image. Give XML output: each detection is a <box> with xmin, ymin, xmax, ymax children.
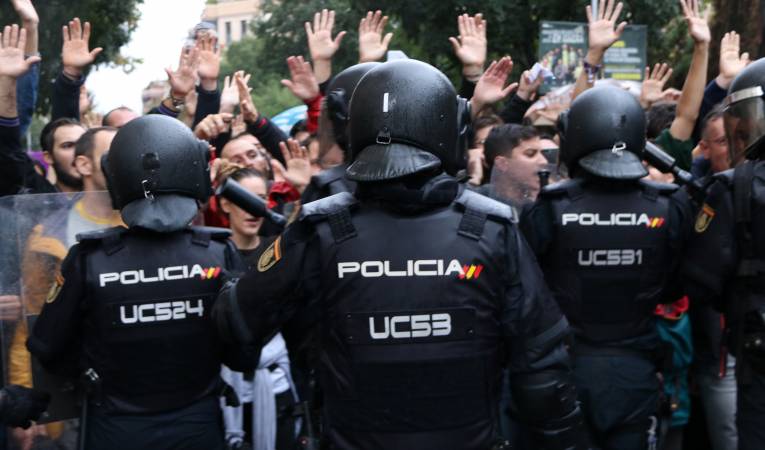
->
<box><xmin>0</xmin><ymin>0</ymin><xmax>763</xmax><ymax>449</ymax></box>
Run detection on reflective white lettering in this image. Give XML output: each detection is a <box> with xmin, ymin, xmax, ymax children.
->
<box><xmin>577</xmin><ymin>249</ymin><xmax>644</xmax><ymax>266</ymax></box>
<box><xmin>361</xmin><ymin>261</ymin><xmax>384</xmax><ymax>277</ymax></box>
<box><xmin>367</xmin><ymin>314</ymin><xmax>453</xmax><ymax>339</ymax></box>
<box><xmin>562</xmin><ymin>213</ymin><xmax>663</xmax><ymax>227</ymax></box>
<box><xmin>337</xmin><ymin>262</ymin><xmax>360</xmax><ymax>278</ymax></box>
<box><xmin>410</xmin><ymin>314</ymin><xmax>431</xmax><ymax>338</ymax></box>
<box><xmin>120</xmin><ymin>271</ymin><xmax>139</xmax><ymax>285</ymax></box>
<box><xmin>369</xmin><ymin>317</ymin><xmax>390</xmax><ymax>339</ymax></box>
<box><xmin>431</xmin><ymin>313</ymin><xmax>452</xmax><ymax>336</ymax></box>
<box><xmin>99</xmin><ymin>273</ymin><xmax>119</xmax><ymax>287</ymax></box>
<box><xmin>118</xmin><ymin>299</ymin><xmax>205</xmax><ymax>324</ymax></box>
<box><xmin>413</xmin><ymin>260</ymin><xmax>438</xmax><ymax>276</ymax></box>
<box><xmin>390</xmin><ymin>316</ymin><xmax>411</xmax><ymax>338</ymax></box>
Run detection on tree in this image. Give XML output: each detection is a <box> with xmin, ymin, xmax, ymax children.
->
<box><xmin>709</xmin><ymin>0</ymin><xmax>763</xmax><ymax>80</ymax></box>
<box><xmin>223</xmin><ymin>0</ymin><xmax>705</xmax><ymax>117</ymax></box>
<box><xmin>0</xmin><ymin>0</ymin><xmax>143</xmax><ymax>115</ymax></box>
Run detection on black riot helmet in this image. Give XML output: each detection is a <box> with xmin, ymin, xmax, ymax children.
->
<box><xmin>559</xmin><ymin>86</ymin><xmax>648</xmax><ymax>180</ymax></box>
<box><xmin>346</xmin><ymin>59</ymin><xmax>470</xmax><ymax>182</ymax></box>
<box><xmin>326</xmin><ymin>62</ymin><xmax>380</xmax><ymax>152</ymax></box>
<box><xmin>724</xmin><ymin>58</ymin><xmax>765</xmax><ymax>165</ymax></box>
<box><xmin>102</xmin><ymin>115</ymin><xmax>212</xmax><ymax>230</ymax></box>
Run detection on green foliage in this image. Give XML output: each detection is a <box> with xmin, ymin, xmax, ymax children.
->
<box><xmin>0</xmin><ymin>0</ymin><xmax>143</xmax><ymax>115</ymax></box>
<box><xmin>221</xmin><ymin>0</ymin><xmax>708</xmax><ymax>115</ymax></box>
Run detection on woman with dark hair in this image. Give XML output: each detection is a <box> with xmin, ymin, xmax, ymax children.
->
<box><xmin>216</xmin><ymin>165</ymin><xmax>300</xmax><ymax>450</ymax></box>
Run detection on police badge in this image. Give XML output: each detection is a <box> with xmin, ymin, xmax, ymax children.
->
<box><xmin>257</xmin><ymin>236</ymin><xmax>282</xmax><ymax>272</ymax></box>
<box><xmin>694</xmin><ymin>203</ymin><xmax>715</xmax><ymax>233</ymax></box>
<box><xmin>45</xmin><ymin>273</ymin><xmax>65</xmax><ymax>303</ymax></box>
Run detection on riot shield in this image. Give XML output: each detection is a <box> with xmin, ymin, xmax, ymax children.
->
<box><xmin>0</xmin><ymin>191</ymin><xmax>119</xmax><ymax>450</ymax></box>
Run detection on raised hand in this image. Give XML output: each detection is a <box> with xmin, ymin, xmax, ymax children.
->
<box><xmin>449</xmin><ymin>13</ymin><xmax>487</xmax><ymax>80</ymax></box>
<box><xmin>165</xmin><ymin>46</ymin><xmax>199</xmax><ymax>99</ymax></box>
<box><xmin>718</xmin><ymin>31</ymin><xmax>750</xmax><ymax>87</ymax></box>
<box><xmin>680</xmin><ymin>0</ymin><xmax>711</xmax><ymax>44</ymax></box>
<box><xmin>640</xmin><ymin>63</ymin><xmax>673</xmax><ymax>109</ymax></box>
<box><xmin>0</xmin><ymin>25</ymin><xmax>40</xmax><ymax>78</ymax></box>
<box><xmin>61</xmin><ymin>18</ymin><xmax>102</xmax><ymax>78</ymax></box>
<box><xmin>586</xmin><ymin>0</ymin><xmax>627</xmax><ymax>53</ymax></box>
<box><xmin>306</xmin><ymin>9</ymin><xmax>345</xmax><ymax>62</ymax></box>
<box><xmin>194</xmin><ymin>113</ymin><xmax>233</xmax><ymax>140</ymax></box>
<box><xmin>235</xmin><ymin>71</ymin><xmax>258</xmax><ymax>123</ymax></box>
<box><xmin>281</xmin><ymin>56</ymin><xmax>320</xmax><ymax>101</ymax></box>
<box><xmin>272</xmin><ymin>139</ymin><xmax>312</xmax><ymax>193</ymax></box>
<box><xmin>197</xmin><ymin>34</ymin><xmax>223</xmax><ymax>90</ymax></box>
<box><xmin>358</xmin><ymin>10</ymin><xmax>393</xmax><ymax>63</ymax></box>
<box><xmin>516</xmin><ymin>69</ymin><xmax>544</xmax><ymax>102</ymax></box>
<box><xmin>471</xmin><ymin>56</ymin><xmax>518</xmax><ymax>117</ymax></box>
<box><xmin>221</xmin><ymin>71</ymin><xmax>250</xmax><ymax>114</ymax></box>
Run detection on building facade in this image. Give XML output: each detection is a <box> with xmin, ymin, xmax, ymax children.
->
<box><xmin>201</xmin><ymin>0</ymin><xmax>261</xmax><ymax>45</ymax></box>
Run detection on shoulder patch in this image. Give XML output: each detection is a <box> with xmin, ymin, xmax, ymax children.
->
<box><xmin>257</xmin><ymin>236</ymin><xmax>282</xmax><ymax>272</ymax></box>
<box><xmin>694</xmin><ymin>203</ymin><xmax>716</xmax><ymax>233</ymax></box>
<box><xmin>45</xmin><ymin>272</ymin><xmax>65</xmax><ymax>304</ymax></box>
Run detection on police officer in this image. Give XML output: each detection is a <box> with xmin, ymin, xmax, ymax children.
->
<box><xmin>301</xmin><ymin>62</ymin><xmax>379</xmax><ymax>204</ymax></box>
<box><xmin>27</xmin><ymin>115</ymin><xmax>244</xmax><ymax>450</ymax></box>
<box><xmin>683</xmin><ymin>58</ymin><xmax>765</xmax><ymax>450</ymax></box>
<box><xmin>214</xmin><ymin>59</ymin><xmax>585</xmax><ymax>450</ymax></box>
<box><xmin>520</xmin><ymin>86</ymin><xmax>693</xmax><ymax>450</ymax></box>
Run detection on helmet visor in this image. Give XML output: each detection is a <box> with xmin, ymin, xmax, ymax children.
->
<box><xmin>724</xmin><ymin>88</ymin><xmax>765</xmax><ymax>164</ymax></box>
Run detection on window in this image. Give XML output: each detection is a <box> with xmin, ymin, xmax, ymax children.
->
<box><xmin>241</xmin><ymin>20</ymin><xmax>247</xmax><ymax>37</ymax></box>
<box><xmin>225</xmin><ymin>21</ymin><xmax>231</xmax><ymax>43</ymax></box>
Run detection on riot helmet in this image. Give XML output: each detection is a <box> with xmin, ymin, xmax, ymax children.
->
<box><xmin>724</xmin><ymin>58</ymin><xmax>765</xmax><ymax>165</ymax></box>
<box><xmin>102</xmin><ymin>115</ymin><xmax>212</xmax><ymax>231</ymax></box>
<box><xmin>346</xmin><ymin>59</ymin><xmax>470</xmax><ymax>181</ymax></box>
<box><xmin>559</xmin><ymin>86</ymin><xmax>647</xmax><ymax>180</ymax></box>
<box><xmin>326</xmin><ymin>62</ymin><xmax>380</xmax><ymax>152</ymax></box>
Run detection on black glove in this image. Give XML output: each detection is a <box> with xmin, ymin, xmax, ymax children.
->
<box><xmin>0</xmin><ymin>385</ymin><xmax>50</xmax><ymax>428</ymax></box>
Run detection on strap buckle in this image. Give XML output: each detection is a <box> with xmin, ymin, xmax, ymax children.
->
<box><xmin>611</xmin><ymin>141</ymin><xmax>626</xmax><ymax>157</ymax></box>
<box><xmin>141</xmin><ymin>179</ymin><xmax>154</xmax><ymax>200</ymax></box>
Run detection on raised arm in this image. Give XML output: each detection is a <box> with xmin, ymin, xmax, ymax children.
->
<box><xmin>53</xmin><ymin>17</ymin><xmax>102</xmax><ymax>120</ymax></box>
<box><xmin>572</xmin><ymin>0</ymin><xmax>626</xmax><ymax>99</ymax></box>
<box><xmin>306</xmin><ymin>9</ymin><xmax>346</xmax><ymax>84</ymax></box>
<box><xmin>358</xmin><ymin>10</ymin><xmax>393</xmax><ymax>63</ymax></box>
<box><xmin>450</xmin><ymin>13</ymin><xmax>487</xmax><ymax>87</ymax></box>
<box><xmin>668</xmin><ymin>0</ymin><xmax>710</xmax><ymax>141</ymax></box>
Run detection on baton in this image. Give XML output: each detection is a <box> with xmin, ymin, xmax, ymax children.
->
<box><xmin>643</xmin><ymin>141</ymin><xmax>706</xmax><ymax>204</ymax></box>
<box><xmin>216</xmin><ymin>178</ymin><xmax>287</xmax><ymax>229</ymax></box>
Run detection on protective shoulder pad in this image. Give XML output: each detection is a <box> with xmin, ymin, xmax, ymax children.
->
<box><xmin>713</xmin><ymin>168</ymin><xmax>735</xmax><ymax>186</ymax></box>
<box><xmin>189</xmin><ymin>226</ymin><xmax>232</xmax><ymax>241</ymax></box>
<box><xmin>300</xmin><ymin>192</ymin><xmax>358</xmax><ymax>221</ymax></box>
<box><xmin>454</xmin><ymin>189</ymin><xmax>515</xmax><ymax>224</ymax></box>
<box><xmin>539</xmin><ymin>178</ymin><xmax>585</xmax><ymax>198</ymax></box>
<box><xmin>638</xmin><ymin>178</ymin><xmax>680</xmax><ymax>194</ymax></box>
<box><xmin>75</xmin><ymin>226</ymin><xmax>126</xmax><ymax>243</ymax></box>
<box><xmin>311</xmin><ymin>165</ymin><xmax>345</xmax><ymax>189</ymax></box>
